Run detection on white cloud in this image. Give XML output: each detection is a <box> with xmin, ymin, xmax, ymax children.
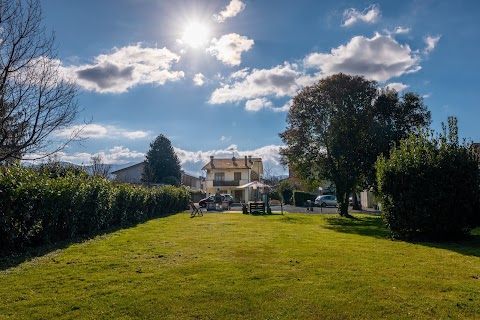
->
<box><xmin>272</xmin><ymin>99</ymin><xmax>292</xmax><ymax>113</ymax></box>
<box><xmin>213</xmin><ymin>0</ymin><xmax>246</xmax><ymax>23</ymax></box>
<box><xmin>209</xmin><ymin>63</ymin><xmax>301</xmax><ymax>104</ymax></box>
<box><xmin>207</xmin><ymin>33</ymin><xmax>254</xmax><ymax>66</ymax></box>
<box><xmin>55</xmin><ymin>124</ymin><xmax>150</xmax><ymax>140</ymax></box>
<box><xmin>424</xmin><ymin>35</ymin><xmax>441</xmax><ymax>53</ymax></box>
<box><xmin>230</xmin><ymin>68</ymin><xmax>250</xmax><ymax>79</ymax></box>
<box><xmin>342</xmin><ymin>4</ymin><xmax>380</xmax><ymax>27</ymax></box>
<box><xmin>220</xmin><ymin>135</ymin><xmax>231</xmax><ymax>141</ymax></box>
<box><xmin>245</xmin><ymin>98</ymin><xmax>272</xmax><ymax>112</ymax></box>
<box><xmin>394</xmin><ymin>27</ymin><xmax>411</xmax><ymax>34</ymax></box>
<box><xmin>385</xmin><ymin>82</ymin><xmax>409</xmax><ymax>92</ymax></box>
<box><xmin>193</xmin><ymin>73</ymin><xmax>205</xmax><ymax>86</ymax></box>
<box><xmin>45</xmin><ymin>146</ymin><xmax>145</xmax><ymax>165</ymax></box>
<box><xmin>69</xmin><ymin>44</ymin><xmax>184</xmax><ymax>93</ymax></box>
<box><xmin>304</xmin><ymin>33</ymin><xmax>421</xmax><ymax>82</ymax></box>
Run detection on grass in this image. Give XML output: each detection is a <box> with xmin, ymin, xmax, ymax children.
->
<box><xmin>1</xmin><ymin>212</ymin><xmax>479</xmax><ymax>319</ymax></box>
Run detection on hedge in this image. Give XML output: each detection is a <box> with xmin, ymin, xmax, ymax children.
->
<box><xmin>293</xmin><ymin>191</ymin><xmax>316</xmax><ymax>207</ymax></box>
<box><xmin>0</xmin><ymin>164</ymin><xmax>190</xmax><ymax>254</ymax></box>
<box><xmin>376</xmin><ymin>118</ymin><xmax>480</xmax><ymax>240</ymax></box>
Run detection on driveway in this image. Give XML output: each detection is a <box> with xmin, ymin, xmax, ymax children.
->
<box><xmin>225</xmin><ymin>204</ymin><xmax>380</xmax><ymax>215</ymax></box>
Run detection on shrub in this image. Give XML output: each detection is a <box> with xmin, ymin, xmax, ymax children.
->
<box><xmin>0</xmin><ymin>164</ymin><xmax>190</xmax><ymax>254</ymax></box>
<box><xmin>376</xmin><ymin>117</ymin><xmax>480</xmax><ymax>240</ymax></box>
<box><xmin>293</xmin><ymin>191</ymin><xmax>316</xmax><ymax>207</ymax></box>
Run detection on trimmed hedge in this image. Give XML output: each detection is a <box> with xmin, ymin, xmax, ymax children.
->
<box><xmin>0</xmin><ymin>164</ymin><xmax>190</xmax><ymax>254</ymax></box>
<box><xmin>293</xmin><ymin>191</ymin><xmax>316</xmax><ymax>207</ymax></box>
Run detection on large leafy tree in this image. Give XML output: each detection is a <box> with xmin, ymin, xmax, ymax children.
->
<box><xmin>142</xmin><ymin>134</ymin><xmax>181</xmax><ymax>185</ymax></box>
<box><xmin>280</xmin><ymin>73</ymin><xmax>430</xmax><ymax>217</ymax></box>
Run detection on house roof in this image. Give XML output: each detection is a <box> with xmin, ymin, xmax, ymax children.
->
<box><xmin>111</xmin><ymin>162</ymin><xmax>144</xmax><ymax>174</ymax></box>
<box><xmin>202</xmin><ymin>157</ymin><xmax>262</xmax><ymax>170</ymax></box>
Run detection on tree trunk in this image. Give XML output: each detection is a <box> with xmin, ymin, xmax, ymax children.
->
<box><xmin>352</xmin><ymin>192</ymin><xmax>362</xmax><ymax>210</ymax></box>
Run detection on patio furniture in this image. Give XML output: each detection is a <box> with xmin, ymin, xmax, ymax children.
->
<box><xmin>248</xmin><ymin>201</ymin><xmax>265</xmax><ymax>214</ymax></box>
<box><xmin>190</xmin><ymin>202</ymin><xmax>203</xmax><ymax>217</ymax></box>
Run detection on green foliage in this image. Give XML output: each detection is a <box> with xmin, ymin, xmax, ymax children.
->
<box><xmin>376</xmin><ymin>117</ymin><xmax>480</xmax><ymax>240</ymax></box>
<box><xmin>269</xmin><ymin>190</ymin><xmax>282</xmax><ymax>201</ymax></box>
<box><xmin>275</xmin><ymin>179</ymin><xmax>300</xmax><ymax>204</ymax></box>
<box><xmin>293</xmin><ymin>191</ymin><xmax>316</xmax><ymax>207</ymax></box>
<box><xmin>280</xmin><ymin>73</ymin><xmax>431</xmax><ymax>216</ymax></box>
<box><xmin>0</xmin><ymin>164</ymin><xmax>190</xmax><ymax>254</ymax></box>
<box><xmin>142</xmin><ymin>134</ymin><xmax>181</xmax><ymax>185</ymax></box>
<box><xmin>33</xmin><ymin>161</ymin><xmax>88</xmax><ymax>178</ymax></box>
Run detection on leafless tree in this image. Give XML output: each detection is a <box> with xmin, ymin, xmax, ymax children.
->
<box><xmin>0</xmin><ymin>0</ymin><xmax>80</xmax><ymax>164</ymax></box>
<box><xmin>263</xmin><ymin>163</ymin><xmax>280</xmax><ymax>187</ymax></box>
<box><xmin>90</xmin><ymin>154</ymin><xmax>112</xmax><ymax>179</ymax></box>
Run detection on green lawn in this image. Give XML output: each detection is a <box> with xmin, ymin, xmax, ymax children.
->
<box><xmin>1</xmin><ymin>212</ymin><xmax>479</xmax><ymax>319</ymax></box>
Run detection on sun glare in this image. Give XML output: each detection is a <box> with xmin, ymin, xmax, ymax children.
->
<box><xmin>181</xmin><ymin>22</ymin><xmax>210</xmax><ymax>48</ymax></box>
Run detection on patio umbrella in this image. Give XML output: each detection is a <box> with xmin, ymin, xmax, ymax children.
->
<box><xmin>237</xmin><ymin>181</ymin><xmax>271</xmax><ymax>189</ymax></box>
<box><xmin>237</xmin><ymin>181</ymin><xmax>271</xmax><ymax>202</ymax></box>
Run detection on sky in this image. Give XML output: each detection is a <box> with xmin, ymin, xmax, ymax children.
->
<box><xmin>39</xmin><ymin>0</ymin><xmax>480</xmax><ymax>177</ymax></box>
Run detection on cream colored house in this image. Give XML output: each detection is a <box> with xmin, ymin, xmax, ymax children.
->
<box><xmin>202</xmin><ymin>155</ymin><xmax>263</xmax><ymax>202</ymax></box>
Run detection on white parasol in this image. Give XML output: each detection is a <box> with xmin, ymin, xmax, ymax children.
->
<box><xmin>237</xmin><ymin>181</ymin><xmax>271</xmax><ymax>189</ymax></box>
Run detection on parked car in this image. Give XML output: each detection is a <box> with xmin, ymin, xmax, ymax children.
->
<box><xmin>199</xmin><ymin>194</ymin><xmax>235</xmax><ymax>207</ymax></box>
<box><xmin>222</xmin><ymin>194</ymin><xmax>234</xmax><ymax>205</ymax></box>
<box><xmin>199</xmin><ymin>195</ymin><xmax>215</xmax><ymax>207</ymax></box>
<box><xmin>315</xmin><ymin>195</ymin><xmax>337</xmax><ymax>207</ymax></box>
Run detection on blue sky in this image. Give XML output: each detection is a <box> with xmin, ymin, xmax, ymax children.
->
<box><xmin>40</xmin><ymin>0</ymin><xmax>480</xmax><ymax>176</ymax></box>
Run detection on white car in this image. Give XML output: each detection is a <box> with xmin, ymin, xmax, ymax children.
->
<box><xmin>315</xmin><ymin>195</ymin><xmax>337</xmax><ymax>207</ymax></box>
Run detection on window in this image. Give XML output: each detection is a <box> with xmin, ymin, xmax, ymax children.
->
<box><xmin>214</xmin><ymin>172</ymin><xmax>225</xmax><ymax>181</ymax></box>
<box><xmin>234</xmin><ymin>172</ymin><xmax>241</xmax><ymax>181</ymax></box>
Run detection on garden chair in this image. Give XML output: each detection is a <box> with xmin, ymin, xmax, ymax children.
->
<box><xmin>190</xmin><ymin>202</ymin><xmax>203</xmax><ymax>217</ymax></box>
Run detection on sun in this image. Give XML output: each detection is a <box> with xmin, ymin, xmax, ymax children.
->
<box><xmin>181</xmin><ymin>22</ymin><xmax>210</xmax><ymax>48</ymax></box>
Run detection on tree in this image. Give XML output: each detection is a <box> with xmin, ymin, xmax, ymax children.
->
<box><xmin>90</xmin><ymin>154</ymin><xmax>112</xmax><ymax>179</ymax></box>
<box><xmin>142</xmin><ymin>134</ymin><xmax>181</xmax><ymax>185</ymax></box>
<box><xmin>0</xmin><ymin>0</ymin><xmax>80</xmax><ymax>164</ymax></box>
<box><xmin>280</xmin><ymin>73</ymin><xmax>430</xmax><ymax>217</ymax></box>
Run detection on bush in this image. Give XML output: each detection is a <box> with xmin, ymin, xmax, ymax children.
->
<box><xmin>0</xmin><ymin>164</ymin><xmax>190</xmax><ymax>254</ymax></box>
<box><xmin>376</xmin><ymin>117</ymin><xmax>480</xmax><ymax>240</ymax></box>
<box><xmin>293</xmin><ymin>191</ymin><xmax>316</xmax><ymax>207</ymax></box>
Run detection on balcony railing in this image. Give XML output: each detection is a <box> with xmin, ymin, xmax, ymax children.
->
<box><xmin>213</xmin><ymin>180</ymin><xmax>240</xmax><ymax>187</ymax></box>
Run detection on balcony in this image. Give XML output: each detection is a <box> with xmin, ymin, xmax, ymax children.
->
<box><xmin>213</xmin><ymin>180</ymin><xmax>240</xmax><ymax>187</ymax></box>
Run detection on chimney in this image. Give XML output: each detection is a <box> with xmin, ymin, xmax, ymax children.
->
<box><xmin>244</xmin><ymin>156</ymin><xmax>248</xmax><ymax>167</ymax></box>
<box><xmin>248</xmin><ymin>155</ymin><xmax>252</xmax><ymax>164</ymax></box>
<box><xmin>210</xmin><ymin>156</ymin><xmax>214</xmax><ymax>167</ymax></box>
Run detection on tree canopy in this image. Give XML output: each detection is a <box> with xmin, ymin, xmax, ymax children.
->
<box><xmin>142</xmin><ymin>134</ymin><xmax>181</xmax><ymax>185</ymax></box>
<box><xmin>280</xmin><ymin>73</ymin><xmax>431</xmax><ymax>217</ymax></box>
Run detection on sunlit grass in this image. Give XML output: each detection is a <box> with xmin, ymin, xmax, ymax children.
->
<box><xmin>1</xmin><ymin>212</ymin><xmax>479</xmax><ymax>319</ymax></box>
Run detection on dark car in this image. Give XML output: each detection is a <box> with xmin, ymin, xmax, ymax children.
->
<box><xmin>199</xmin><ymin>195</ymin><xmax>215</xmax><ymax>207</ymax></box>
<box><xmin>199</xmin><ymin>194</ymin><xmax>235</xmax><ymax>207</ymax></box>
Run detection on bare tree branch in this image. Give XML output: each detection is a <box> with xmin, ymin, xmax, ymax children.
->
<box><xmin>0</xmin><ymin>0</ymin><xmax>80</xmax><ymax>164</ymax></box>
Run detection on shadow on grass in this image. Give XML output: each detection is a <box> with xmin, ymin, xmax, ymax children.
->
<box><xmin>0</xmin><ymin>212</ymin><xmax>176</xmax><ymax>271</ymax></box>
<box><xmin>324</xmin><ymin>215</ymin><xmax>390</xmax><ymax>239</ymax></box>
<box><xmin>324</xmin><ymin>215</ymin><xmax>480</xmax><ymax>257</ymax></box>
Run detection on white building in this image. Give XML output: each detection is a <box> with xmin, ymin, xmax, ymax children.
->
<box><xmin>202</xmin><ymin>155</ymin><xmax>263</xmax><ymax>202</ymax></box>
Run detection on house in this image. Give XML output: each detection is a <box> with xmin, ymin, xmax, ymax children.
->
<box><xmin>111</xmin><ymin>162</ymin><xmax>144</xmax><ymax>184</ymax></box>
<box><xmin>112</xmin><ymin>161</ymin><xmax>202</xmax><ymax>189</ymax></box>
<box><xmin>181</xmin><ymin>172</ymin><xmax>203</xmax><ymax>190</ymax></box>
<box><xmin>202</xmin><ymin>155</ymin><xmax>263</xmax><ymax>202</ymax></box>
